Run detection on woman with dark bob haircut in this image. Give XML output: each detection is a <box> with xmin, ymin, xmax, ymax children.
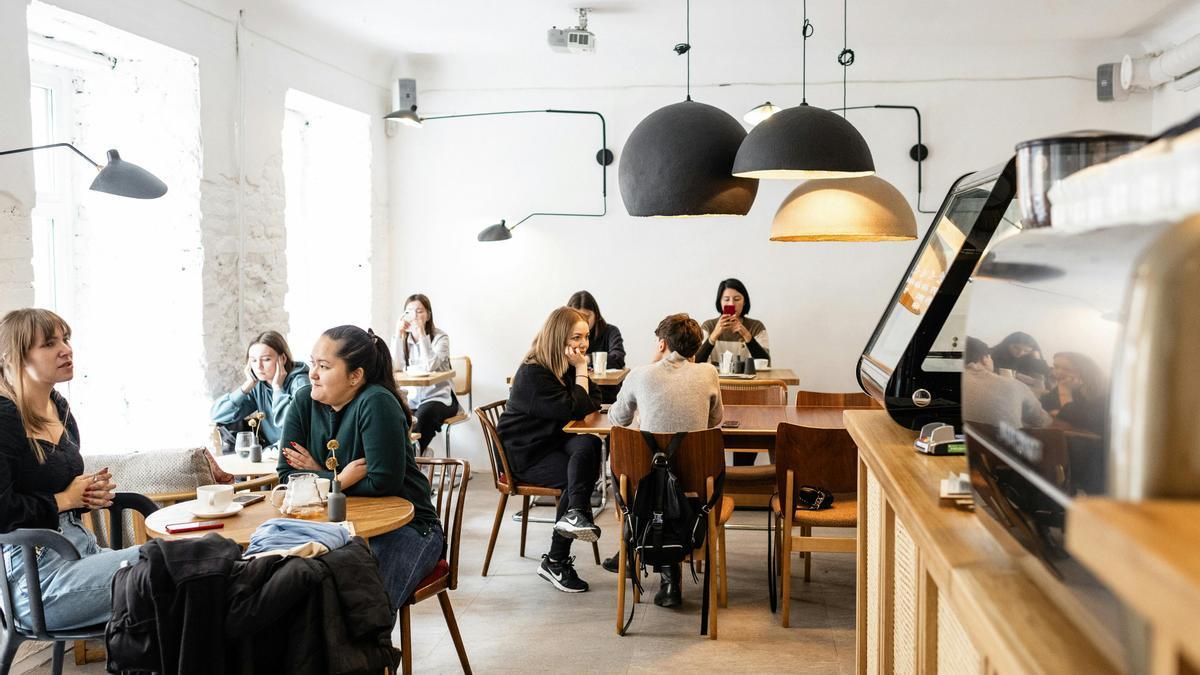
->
<box><xmin>566</xmin><ymin>290</ymin><xmax>626</xmax><ymax>403</ymax></box>
<box><xmin>278</xmin><ymin>325</ymin><xmax>441</xmax><ymax>610</ymax></box>
<box><xmin>694</xmin><ymin>278</ymin><xmax>770</xmax><ymax>366</ymax></box>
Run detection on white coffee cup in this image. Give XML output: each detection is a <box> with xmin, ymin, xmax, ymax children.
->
<box><xmin>754</xmin><ymin>358</ymin><xmax>769</xmax><ymax>370</ymax></box>
<box><xmin>197</xmin><ymin>484</ymin><xmax>234</xmax><ymax>511</ymax></box>
<box><xmin>592</xmin><ymin>351</ymin><xmax>607</xmax><ymax>375</ymax></box>
<box><xmin>720</xmin><ymin>351</ymin><xmax>734</xmax><ymax>375</ymax></box>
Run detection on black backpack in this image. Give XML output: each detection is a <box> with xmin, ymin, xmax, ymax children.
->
<box><xmin>614</xmin><ymin>431</ymin><xmax>724</xmax><ymax>636</ymax></box>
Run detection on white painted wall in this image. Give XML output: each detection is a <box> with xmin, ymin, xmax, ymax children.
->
<box><xmin>388</xmin><ymin>33</ymin><xmax>1161</xmax><ymax>465</ymax></box>
<box><xmin>0</xmin><ymin>0</ymin><xmax>394</xmax><ymax>420</ymax></box>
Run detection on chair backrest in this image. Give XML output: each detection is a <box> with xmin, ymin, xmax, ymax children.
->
<box><xmin>475</xmin><ymin>400</ymin><xmax>515</xmax><ymax>494</ymax></box>
<box><xmin>610</xmin><ymin>427</ymin><xmax>725</xmax><ymax>499</ymax></box>
<box><xmin>450</xmin><ymin>356</ymin><xmax>472</xmax><ymax>404</ymax></box>
<box><xmin>720</xmin><ymin>379</ymin><xmax>788</xmax><ymax>406</ymax></box>
<box><xmin>774</xmin><ymin>423</ymin><xmax>859</xmax><ymax>512</ymax></box>
<box><xmin>794</xmin><ymin>390</ymin><xmax>879</xmax><ymax>409</ymax></box>
<box><xmin>415</xmin><ymin>457</ymin><xmax>470</xmax><ymax>590</ymax></box>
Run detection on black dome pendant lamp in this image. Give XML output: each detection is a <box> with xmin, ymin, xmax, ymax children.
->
<box><xmin>732</xmin><ymin>0</ymin><xmax>875</xmax><ymax>180</ymax></box>
<box><xmin>619</xmin><ymin>0</ymin><xmax>757</xmax><ymax>217</ymax></box>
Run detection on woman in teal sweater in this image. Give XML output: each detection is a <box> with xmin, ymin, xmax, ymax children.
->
<box><xmin>211</xmin><ymin>330</ymin><xmax>309</xmax><ymax>448</ymax></box>
<box><xmin>277</xmin><ymin>325</ymin><xmax>440</xmax><ymax>610</ymax></box>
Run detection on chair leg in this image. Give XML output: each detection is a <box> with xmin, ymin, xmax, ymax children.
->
<box><xmin>400</xmin><ymin>605</ymin><xmax>413</xmax><ymax>675</ymax></box>
<box><xmin>782</xmin><ymin>529</ymin><xmax>792</xmax><ymax>628</ymax></box>
<box><xmin>802</xmin><ymin>525</ymin><xmax>812</xmax><ymax>582</ymax></box>
<box><xmin>707</xmin><ymin>513</ymin><xmax>719</xmax><ymax>640</ymax></box>
<box><xmin>616</xmin><ymin>522</ymin><xmax>627</xmax><ymax>635</ymax></box>
<box><xmin>718</xmin><ymin>524</ymin><xmax>729</xmax><ymax>608</ymax></box>
<box><xmin>591</xmin><ymin>541</ymin><xmax>601</xmax><ymax>565</ymax></box>
<box><xmin>519</xmin><ymin>496</ymin><xmax>531</xmax><ymax>558</ymax></box>
<box><xmin>437</xmin><ymin>592</ymin><xmax>472</xmax><ymax>674</ymax></box>
<box><xmin>51</xmin><ymin>641</ymin><xmax>64</xmax><ymax>675</ymax></box>
<box><xmin>0</xmin><ymin>632</ymin><xmax>22</xmax><ymax>675</ymax></box>
<box><xmin>443</xmin><ymin>425</ymin><xmax>451</xmax><ymax>458</ymax></box>
<box><xmin>482</xmin><ymin>493</ymin><xmax>509</xmax><ymax>577</ymax></box>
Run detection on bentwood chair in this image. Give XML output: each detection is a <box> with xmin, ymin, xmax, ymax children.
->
<box><xmin>720</xmin><ymin>379</ymin><xmax>789</xmax><ymax>504</ymax></box>
<box><xmin>476</xmin><ymin>401</ymin><xmax>600</xmax><ymax>576</ymax></box>
<box><xmin>770</xmin><ymin>423</ymin><xmax>859</xmax><ymax>627</ymax></box>
<box><xmin>609</xmin><ymin>427</ymin><xmax>732</xmax><ymax>638</ymax></box>
<box><xmin>399</xmin><ymin>458</ymin><xmax>472</xmax><ymax>675</ymax></box>
<box><xmin>0</xmin><ymin>493</ymin><xmax>158</xmax><ymax>675</ymax></box>
<box><xmin>438</xmin><ymin>356</ymin><xmax>473</xmax><ymax>457</ymax></box>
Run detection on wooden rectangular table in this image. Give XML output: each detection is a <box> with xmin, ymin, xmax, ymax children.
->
<box><xmin>565</xmin><ymin>404</ymin><xmax>844</xmax><ymax>452</ymax></box>
<box><xmin>395</xmin><ymin>369</ymin><xmax>455</xmax><ymax>387</ymax></box>
<box><xmin>719</xmin><ymin>367</ymin><xmax>799</xmax><ymax>386</ymax></box>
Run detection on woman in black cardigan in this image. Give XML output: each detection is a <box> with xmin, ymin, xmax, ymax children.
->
<box><xmin>566</xmin><ymin>290</ymin><xmax>626</xmax><ymax>403</ymax></box>
<box><xmin>498</xmin><ymin>306</ymin><xmax>602</xmax><ymax>593</ymax></box>
<box><xmin>0</xmin><ymin>309</ymin><xmax>137</xmax><ymax>631</ymax></box>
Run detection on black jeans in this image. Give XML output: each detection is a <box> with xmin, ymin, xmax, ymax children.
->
<box><xmin>413</xmin><ymin>397</ymin><xmax>459</xmax><ymax>452</ymax></box>
<box><xmin>516</xmin><ymin>434</ymin><xmax>602</xmax><ymax>560</ymax></box>
<box><xmin>732</xmin><ymin>451</ymin><xmax>757</xmax><ymax>466</ymax></box>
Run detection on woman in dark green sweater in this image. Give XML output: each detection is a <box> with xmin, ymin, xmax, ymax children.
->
<box><xmin>278</xmin><ymin>325</ymin><xmax>440</xmax><ymax>610</ymax></box>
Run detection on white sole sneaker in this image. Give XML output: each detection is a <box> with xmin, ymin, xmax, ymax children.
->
<box><xmin>553</xmin><ymin>520</ymin><xmax>601</xmax><ymax>542</ymax></box>
<box><xmin>537</xmin><ymin>564</ymin><xmax>588</xmax><ymax>593</ymax></box>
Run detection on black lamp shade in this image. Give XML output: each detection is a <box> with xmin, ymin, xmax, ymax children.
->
<box><xmin>90</xmin><ymin>149</ymin><xmax>168</xmax><ymax>199</ymax></box>
<box><xmin>732</xmin><ymin>104</ymin><xmax>875</xmax><ymax>179</ymax></box>
<box><xmin>619</xmin><ymin>100</ymin><xmax>758</xmax><ymax>217</ymax></box>
<box><xmin>477</xmin><ymin>220</ymin><xmax>512</xmax><ymax>242</ymax></box>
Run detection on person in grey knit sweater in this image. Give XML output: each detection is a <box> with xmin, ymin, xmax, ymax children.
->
<box><xmin>606</xmin><ymin>313</ymin><xmax>723</xmax><ymax>607</ymax></box>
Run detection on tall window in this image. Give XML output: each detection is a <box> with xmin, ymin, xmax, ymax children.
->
<box><xmin>282</xmin><ymin>90</ymin><xmax>373</xmax><ymax>352</ymax></box>
<box><xmin>27</xmin><ymin>2</ymin><xmax>206</xmax><ymax>452</ymax></box>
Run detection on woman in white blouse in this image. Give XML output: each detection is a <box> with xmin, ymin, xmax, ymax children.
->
<box><xmin>391</xmin><ymin>294</ymin><xmax>458</xmax><ymax>455</ymax></box>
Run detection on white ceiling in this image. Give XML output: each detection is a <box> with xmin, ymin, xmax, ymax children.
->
<box><xmin>228</xmin><ymin>0</ymin><xmax>1188</xmax><ymax>59</ymax></box>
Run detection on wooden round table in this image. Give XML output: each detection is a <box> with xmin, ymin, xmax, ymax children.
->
<box><xmin>144</xmin><ymin>496</ymin><xmax>415</xmax><ymax>545</ymax></box>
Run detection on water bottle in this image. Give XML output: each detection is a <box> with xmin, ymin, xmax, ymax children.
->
<box><xmin>326</xmin><ymin>478</ymin><xmax>346</xmax><ymax>522</ymax></box>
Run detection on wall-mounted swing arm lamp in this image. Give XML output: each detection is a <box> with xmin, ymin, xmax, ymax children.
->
<box><xmin>826</xmin><ymin>104</ymin><xmax>937</xmax><ymax>215</ymax></box>
<box><xmin>391</xmin><ymin>108</ymin><xmax>609</xmax><ymax>242</ymax></box>
<box><xmin>0</xmin><ymin>143</ymin><xmax>168</xmax><ymax>199</ymax></box>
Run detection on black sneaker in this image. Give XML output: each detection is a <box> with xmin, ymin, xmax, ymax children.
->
<box><xmin>601</xmin><ymin>553</ymin><xmax>619</xmax><ymax>573</ymax></box>
<box><xmin>538</xmin><ymin>555</ymin><xmax>589</xmax><ymax>593</ymax></box>
<box><xmin>553</xmin><ymin>508</ymin><xmax>601</xmax><ymax>542</ymax></box>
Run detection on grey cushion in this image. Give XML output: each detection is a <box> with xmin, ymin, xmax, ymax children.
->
<box><xmin>83</xmin><ymin>447</ymin><xmax>216</xmax><ymax>498</ymax></box>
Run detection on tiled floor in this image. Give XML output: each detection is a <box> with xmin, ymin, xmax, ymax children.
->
<box><xmin>19</xmin><ymin>479</ymin><xmax>856</xmax><ymax>674</ymax></box>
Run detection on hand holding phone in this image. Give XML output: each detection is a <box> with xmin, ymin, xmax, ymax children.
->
<box><xmin>722</xmin><ymin>304</ymin><xmax>737</xmax><ymax>316</ymax></box>
<box><xmin>165</xmin><ymin>520</ymin><xmax>224</xmax><ymax>534</ymax></box>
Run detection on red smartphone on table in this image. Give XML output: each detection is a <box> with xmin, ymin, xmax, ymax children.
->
<box><xmin>722</xmin><ymin>304</ymin><xmax>737</xmax><ymax>316</ymax></box>
<box><xmin>165</xmin><ymin>520</ymin><xmax>224</xmax><ymax>534</ymax></box>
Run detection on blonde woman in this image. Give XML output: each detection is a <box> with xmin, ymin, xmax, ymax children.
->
<box><xmin>498</xmin><ymin>307</ymin><xmax>602</xmax><ymax>593</ymax></box>
<box><xmin>0</xmin><ymin>309</ymin><xmax>139</xmax><ymax>630</ymax></box>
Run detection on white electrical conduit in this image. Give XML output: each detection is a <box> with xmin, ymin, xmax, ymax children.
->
<box><xmin>1123</xmin><ymin>32</ymin><xmax>1200</xmax><ymax>92</ymax></box>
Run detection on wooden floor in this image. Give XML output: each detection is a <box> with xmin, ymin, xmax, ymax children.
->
<box><xmin>21</xmin><ymin>479</ymin><xmax>857</xmax><ymax>674</ymax></box>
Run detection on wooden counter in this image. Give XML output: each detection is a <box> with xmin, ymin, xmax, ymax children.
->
<box><xmin>846</xmin><ymin>410</ymin><xmax>1116</xmax><ymax>675</ymax></box>
<box><xmin>1067</xmin><ymin>498</ymin><xmax>1200</xmax><ymax>673</ymax></box>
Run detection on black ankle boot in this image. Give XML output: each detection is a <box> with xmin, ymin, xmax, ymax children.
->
<box><xmin>654</xmin><ymin>563</ymin><xmax>683</xmax><ymax>608</ymax></box>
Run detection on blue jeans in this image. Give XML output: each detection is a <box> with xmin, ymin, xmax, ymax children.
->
<box><xmin>3</xmin><ymin>512</ymin><xmax>141</xmax><ymax>631</ymax></box>
<box><xmin>369</xmin><ymin>522</ymin><xmax>444</xmax><ymax>612</ymax></box>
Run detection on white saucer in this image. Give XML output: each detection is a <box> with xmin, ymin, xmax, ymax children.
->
<box><xmin>189</xmin><ymin>501</ymin><xmax>244</xmax><ymax>519</ymax></box>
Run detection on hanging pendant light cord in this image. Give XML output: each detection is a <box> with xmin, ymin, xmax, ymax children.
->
<box><xmin>838</xmin><ymin>0</ymin><xmax>856</xmax><ymax>116</ymax></box>
<box><xmin>801</xmin><ymin>0</ymin><xmax>811</xmax><ymax>105</ymax></box>
<box><xmin>674</xmin><ymin>0</ymin><xmax>693</xmax><ymax>101</ymax></box>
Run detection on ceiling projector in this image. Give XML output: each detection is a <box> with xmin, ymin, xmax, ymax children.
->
<box><xmin>548</xmin><ymin>8</ymin><xmax>595</xmax><ymax>54</ymax></box>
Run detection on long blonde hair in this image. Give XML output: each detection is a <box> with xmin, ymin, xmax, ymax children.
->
<box><xmin>524</xmin><ymin>307</ymin><xmax>587</xmax><ymax>384</ymax></box>
<box><xmin>0</xmin><ymin>309</ymin><xmax>73</xmax><ymax>463</ymax></box>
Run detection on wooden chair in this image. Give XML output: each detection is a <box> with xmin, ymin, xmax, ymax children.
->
<box><xmin>476</xmin><ymin>400</ymin><xmax>600</xmax><ymax>576</ymax></box>
<box><xmin>438</xmin><ymin>356</ymin><xmax>473</xmax><ymax>457</ymax></box>
<box><xmin>0</xmin><ymin>493</ymin><xmax>157</xmax><ymax>675</ymax></box>
<box><xmin>794</xmin><ymin>390</ymin><xmax>878</xmax><ymax>409</ymax></box>
<box><xmin>720</xmin><ymin>380</ymin><xmax>788</xmax><ymax>504</ymax></box>
<box><xmin>399</xmin><ymin>458</ymin><xmax>472</xmax><ymax>675</ymax></box>
<box><xmin>771</xmin><ymin>422</ymin><xmax>859</xmax><ymax>627</ymax></box>
<box><xmin>609</xmin><ymin>427</ymin><xmax>733</xmax><ymax>638</ymax></box>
